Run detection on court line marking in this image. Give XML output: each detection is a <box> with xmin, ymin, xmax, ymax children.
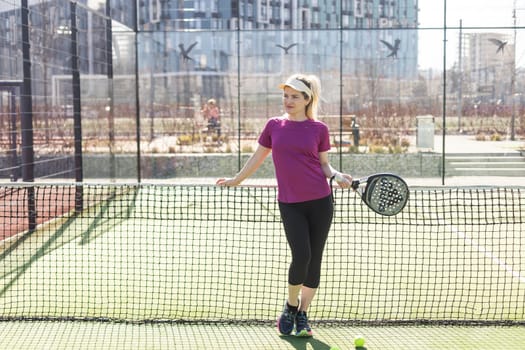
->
<box><xmin>440</xmin><ymin>219</ymin><xmax>525</xmax><ymax>284</ymax></box>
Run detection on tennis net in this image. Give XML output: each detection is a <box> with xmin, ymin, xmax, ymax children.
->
<box><xmin>1</xmin><ymin>183</ymin><xmax>524</xmax><ymax>325</ymax></box>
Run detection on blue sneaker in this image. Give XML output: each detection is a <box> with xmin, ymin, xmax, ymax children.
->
<box><xmin>277</xmin><ymin>302</ymin><xmax>297</xmax><ymax>335</ymax></box>
<box><xmin>295</xmin><ymin>311</ymin><xmax>313</xmax><ymax>337</ymax></box>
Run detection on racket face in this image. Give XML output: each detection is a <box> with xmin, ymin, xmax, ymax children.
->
<box><xmin>363</xmin><ymin>174</ymin><xmax>409</xmax><ymax>216</ymax></box>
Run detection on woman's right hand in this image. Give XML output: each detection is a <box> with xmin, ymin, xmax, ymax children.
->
<box><xmin>216</xmin><ymin>178</ymin><xmax>240</xmax><ymax>187</ymax></box>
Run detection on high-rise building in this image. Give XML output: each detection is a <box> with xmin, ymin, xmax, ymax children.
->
<box><xmin>139</xmin><ymin>0</ymin><xmax>418</xmax><ymax>31</ymax></box>
<box><xmin>138</xmin><ymin>0</ymin><xmax>419</xmax><ymax>80</ymax></box>
<box><xmin>461</xmin><ymin>32</ymin><xmax>515</xmax><ymax>100</ymax></box>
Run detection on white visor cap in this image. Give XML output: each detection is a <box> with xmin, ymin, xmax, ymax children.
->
<box><xmin>278</xmin><ymin>77</ymin><xmax>313</xmax><ymax>98</ymax></box>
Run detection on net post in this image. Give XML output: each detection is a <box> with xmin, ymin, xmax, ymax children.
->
<box><xmin>20</xmin><ymin>0</ymin><xmax>34</xmax><ymax>184</ymax></box>
<box><xmin>21</xmin><ymin>0</ymin><xmax>36</xmax><ymax>230</ymax></box>
<box><xmin>75</xmin><ymin>184</ymin><xmax>83</xmax><ymax>213</ymax></box>
<box><xmin>26</xmin><ymin>186</ymin><xmax>36</xmax><ymax>231</ymax></box>
<box><xmin>70</xmin><ymin>2</ymin><xmax>83</xmax><ymax>184</ymax></box>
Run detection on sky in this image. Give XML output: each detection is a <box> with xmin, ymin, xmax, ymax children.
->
<box><xmin>417</xmin><ymin>0</ymin><xmax>524</xmax><ymax>70</ymax></box>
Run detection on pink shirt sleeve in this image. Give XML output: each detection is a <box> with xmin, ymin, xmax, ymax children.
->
<box><xmin>258</xmin><ymin>118</ymin><xmax>274</xmax><ymax>149</ymax></box>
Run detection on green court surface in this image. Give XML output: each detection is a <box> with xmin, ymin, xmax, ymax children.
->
<box><xmin>1</xmin><ymin>322</ymin><xmax>525</xmax><ymax>349</ymax></box>
<box><xmin>1</xmin><ymin>184</ymin><xmax>524</xmax><ymax>349</ymax></box>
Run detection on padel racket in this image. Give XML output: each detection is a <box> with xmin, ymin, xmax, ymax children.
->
<box><xmin>333</xmin><ymin>173</ymin><xmax>409</xmax><ymax>216</ymax></box>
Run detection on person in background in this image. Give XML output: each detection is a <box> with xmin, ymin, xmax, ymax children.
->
<box><xmin>216</xmin><ymin>73</ymin><xmax>352</xmax><ymax>337</ymax></box>
<box><xmin>202</xmin><ymin>98</ymin><xmax>221</xmax><ymax>137</ymax></box>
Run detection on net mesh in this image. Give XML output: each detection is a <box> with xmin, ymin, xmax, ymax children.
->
<box><xmin>1</xmin><ymin>183</ymin><xmax>524</xmax><ymax>325</ymax></box>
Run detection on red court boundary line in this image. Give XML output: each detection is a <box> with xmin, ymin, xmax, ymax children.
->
<box><xmin>0</xmin><ymin>186</ymin><xmax>75</xmax><ymax>241</ymax></box>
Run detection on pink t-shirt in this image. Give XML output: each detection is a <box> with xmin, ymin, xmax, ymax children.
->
<box><xmin>208</xmin><ymin>106</ymin><xmax>219</xmax><ymax>119</ymax></box>
<box><xmin>258</xmin><ymin>116</ymin><xmax>332</xmax><ymax>203</ymax></box>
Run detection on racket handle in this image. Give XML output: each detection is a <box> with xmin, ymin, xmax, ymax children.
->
<box><xmin>351</xmin><ymin>180</ymin><xmax>360</xmax><ymax>190</ymax></box>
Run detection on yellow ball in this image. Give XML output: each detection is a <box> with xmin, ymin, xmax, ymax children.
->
<box><xmin>354</xmin><ymin>335</ymin><xmax>365</xmax><ymax>347</ymax></box>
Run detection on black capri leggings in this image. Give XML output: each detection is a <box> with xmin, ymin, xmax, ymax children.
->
<box><xmin>278</xmin><ymin>195</ymin><xmax>334</xmax><ymax>288</ymax></box>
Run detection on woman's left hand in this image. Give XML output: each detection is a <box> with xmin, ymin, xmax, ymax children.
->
<box><xmin>334</xmin><ymin>173</ymin><xmax>353</xmax><ymax>189</ymax></box>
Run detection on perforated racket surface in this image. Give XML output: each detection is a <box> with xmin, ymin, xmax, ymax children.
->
<box><xmin>352</xmin><ymin>173</ymin><xmax>409</xmax><ymax>216</ymax></box>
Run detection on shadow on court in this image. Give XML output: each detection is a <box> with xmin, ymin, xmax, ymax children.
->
<box><xmin>0</xmin><ymin>186</ymin><xmax>139</xmax><ymax>297</ymax></box>
<box><xmin>280</xmin><ymin>335</ymin><xmax>333</xmax><ymax>350</ymax></box>
<box><xmin>0</xmin><ymin>214</ymin><xmax>77</xmax><ymax>297</ymax></box>
<box><xmin>79</xmin><ymin>186</ymin><xmax>138</xmax><ymax>245</ymax></box>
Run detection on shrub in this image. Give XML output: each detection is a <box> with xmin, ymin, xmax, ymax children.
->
<box><xmin>369</xmin><ymin>145</ymin><xmax>387</xmax><ymax>154</ymax></box>
<box><xmin>177</xmin><ymin>134</ymin><xmax>201</xmax><ymax>145</ymax></box>
<box><xmin>475</xmin><ymin>133</ymin><xmax>486</xmax><ymax>141</ymax></box>
<box><xmin>490</xmin><ymin>133</ymin><xmax>502</xmax><ymax>141</ymax></box>
<box><xmin>241</xmin><ymin>145</ymin><xmax>253</xmax><ymax>153</ymax></box>
<box><xmin>347</xmin><ymin>145</ymin><xmax>360</xmax><ymax>153</ymax></box>
<box><xmin>388</xmin><ymin>145</ymin><xmax>405</xmax><ymax>154</ymax></box>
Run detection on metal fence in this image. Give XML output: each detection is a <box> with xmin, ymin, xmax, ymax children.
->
<box><xmin>0</xmin><ymin>0</ymin><xmax>523</xmax><ymax>182</ymax></box>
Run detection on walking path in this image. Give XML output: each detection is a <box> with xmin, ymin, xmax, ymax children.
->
<box><xmin>416</xmin><ymin>134</ymin><xmax>524</xmax><ymax>155</ymax></box>
<box><xmin>406</xmin><ymin>134</ymin><xmax>524</xmax><ymax>186</ymax></box>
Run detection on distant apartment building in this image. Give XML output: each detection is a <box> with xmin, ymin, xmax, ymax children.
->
<box><xmin>460</xmin><ymin>32</ymin><xmax>515</xmax><ymax>101</ymax></box>
<box><xmin>139</xmin><ymin>0</ymin><xmax>418</xmax><ymax>31</ymax></box>
<box><xmin>138</xmin><ymin>0</ymin><xmax>419</xmax><ymax>80</ymax></box>
<box><xmin>0</xmin><ymin>1</ymin><xmax>421</xmax><ymax>109</ymax></box>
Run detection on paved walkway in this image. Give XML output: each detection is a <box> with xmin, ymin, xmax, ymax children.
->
<box><xmin>407</xmin><ymin>134</ymin><xmax>524</xmax><ymax>154</ymax></box>
<box><xmin>404</xmin><ymin>134</ymin><xmax>525</xmax><ymax>186</ymax></box>
<box><xmin>406</xmin><ymin>175</ymin><xmax>524</xmax><ymax>187</ymax></box>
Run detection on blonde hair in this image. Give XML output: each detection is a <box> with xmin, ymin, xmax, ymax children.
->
<box><xmin>285</xmin><ymin>74</ymin><xmax>321</xmax><ymax>120</ymax></box>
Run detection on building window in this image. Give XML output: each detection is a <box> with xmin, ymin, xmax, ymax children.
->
<box><xmin>283</xmin><ymin>8</ymin><xmax>290</xmax><ymax>22</ymax></box>
<box><xmin>355</xmin><ymin>0</ymin><xmax>362</xmax><ymax>17</ymax></box>
<box><xmin>149</xmin><ymin>0</ymin><xmax>161</xmax><ymax>23</ymax></box>
<box><xmin>342</xmin><ymin>0</ymin><xmax>350</xmax><ymax>12</ymax></box>
<box><xmin>312</xmin><ymin>11</ymin><xmax>319</xmax><ymax>25</ymax></box>
<box><xmin>257</xmin><ymin>0</ymin><xmax>269</xmax><ymax>22</ymax></box>
<box><xmin>342</xmin><ymin>14</ymin><xmax>350</xmax><ymax>27</ymax></box>
<box><xmin>301</xmin><ymin>8</ymin><xmax>310</xmax><ymax>28</ymax></box>
<box><xmin>195</xmin><ymin>0</ymin><xmax>206</xmax><ymax>12</ymax></box>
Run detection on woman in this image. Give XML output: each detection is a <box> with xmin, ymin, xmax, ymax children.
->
<box><xmin>202</xmin><ymin>98</ymin><xmax>221</xmax><ymax>136</ymax></box>
<box><xmin>216</xmin><ymin>74</ymin><xmax>352</xmax><ymax>337</ymax></box>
